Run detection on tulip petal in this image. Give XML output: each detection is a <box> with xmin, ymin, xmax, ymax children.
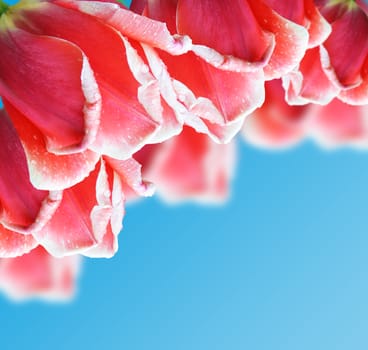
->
<box><xmin>309</xmin><ymin>99</ymin><xmax>368</xmax><ymax>148</ymax></box>
<box><xmin>0</xmin><ymin>109</ymin><xmax>62</xmax><ymax>233</ymax></box>
<box><xmin>60</xmin><ymin>0</ymin><xmax>192</xmax><ymax>55</ymax></box>
<box><xmin>106</xmin><ymin>157</ymin><xmax>155</xmax><ymax>199</ymax></box>
<box><xmin>303</xmin><ymin>0</ymin><xmax>331</xmax><ymax>48</ymax></box>
<box><xmin>242</xmin><ymin>80</ymin><xmax>308</xmax><ymax>148</ymax></box>
<box><xmin>0</xmin><ymin>226</ymin><xmax>38</xmax><ymax>258</ymax></box>
<box><xmin>283</xmin><ymin>47</ymin><xmax>340</xmax><ymax>105</ymax></box>
<box><xmin>249</xmin><ymin>1</ymin><xmax>309</xmax><ymax>80</ymax></box>
<box><xmin>339</xmin><ymin>58</ymin><xmax>368</xmax><ymax>105</ymax></box>
<box><xmin>0</xmin><ymin>27</ymin><xmax>101</xmax><ymax>154</ymax></box>
<box><xmin>176</xmin><ymin>0</ymin><xmax>270</xmax><ymax>62</ymax></box>
<box><xmin>323</xmin><ymin>8</ymin><xmax>368</xmax><ymax>87</ymax></box>
<box><xmin>21</xmin><ymin>2</ymin><xmax>182</xmax><ymax>158</ymax></box>
<box><xmin>143</xmin><ymin>47</ymin><xmax>265</xmax><ymax>143</ymax></box>
<box><xmin>137</xmin><ymin>126</ymin><xmax>235</xmax><ymax>203</ymax></box>
<box><xmin>33</xmin><ymin>159</ymin><xmax>124</xmax><ymax>258</ymax></box>
<box><xmin>263</xmin><ymin>0</ymin><xmax>331</xmax><ymax>48</ymax></box>
<box><xmin>0</xmin><ymin>246</ymin><xmax>81</xmax><ymax>301</ymax></box>
<box><xmin>3</xmin><ymin>100</ymin><xmax>100</xmax><ymax>191</ymax></box>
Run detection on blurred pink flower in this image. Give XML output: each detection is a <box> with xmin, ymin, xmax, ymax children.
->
<box><xmin>135</xmin><ymin>126</ymin><xmax>235</xmax><ymax>203</ymax></box>
<box><xmin>308</xmin><ymin>98</ymin><xmax>368</xmax><ymax>148</ymax></box>
<box><xmin>242</xmin><ymin>79</ymin><xmax>368</xmax><ymax>149</ymax></box>
<box><xmin>0</xmin><ymin>246</ymin><xmax>81</xmax><ymax>301</ymax></box>
<box><xmin>242</xmin><ymin>79</ymin><xmax>310</xmax><ymax>148</ymax></box>
<box><xmin>130</xmin><ymin>0</ymin><xmax>309</xmax><ymax>142</ymax></box>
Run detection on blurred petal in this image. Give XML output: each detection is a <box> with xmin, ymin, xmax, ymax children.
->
<box><xmin>136</xmin><ymin>127</ymin><xmax>235</xmax><ymax>203</ymax></box>
<box><xmin>0</xmin><ymin>246</ymin><xmax>81</xmax><ymax>301</ymax></box>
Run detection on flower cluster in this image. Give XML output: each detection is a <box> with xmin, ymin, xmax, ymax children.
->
<box><xmin>0</xmin><ymin>0</ymin><xmax>366</xmax><ymax>300</ymax></box>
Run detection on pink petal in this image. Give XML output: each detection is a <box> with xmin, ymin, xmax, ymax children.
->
<box><xmin>59</xmin><ymin>0</ymin><xmax>192</xmax><ymax>55</ymax></box>
<box><xmin>308</xmin><ymin>99</ymin><xmax>368</xmax><ymax>147</ymax></box>
<box><xmin>136</xmin><ymin>127</ymin><xmax>235</xmax><ymax>203</ymax></box>
<box><xmin>0</xmin><ymin>109</ymin><xmax>62</xmax><ymax>233</ymax></box>
<box><xmin>33</xmin><ymin>159</ymin><xmax>125</xmax><ymax>258</ymax></box>
<box><xmin>105</xmin><ymin>157</ymin><xmax>155</xmax><ymax>199</ymax></box>
<box><xmin>176</xmin><ymin>0</ymin><xmax>271</xmax><ymax>63</ymax></box>
<box><xmin>263</xmin><ymin>0</ymin><xmax>331</xmax><ymax>48</ymax></box>
<box><xmin>0</xmin><ymin>26</ymin><xmax>101</xmax><ymax>154</ymax></box>
<box><xmin>21</xmin><ymin>2</ymin><xmax>181</xmax><ymax>158</ymax></box>
<box><xmin>0</xmin><ymin>226</ymin><xmax>38</xmax><ymax>259</ymax></box>
<box><xmin>282</xmin><ymin>47</ymin><xmax>340</xmax><ymax>105</ymax></box>
<box><xmin>0</xmin><ymin>246</ymin><xmax>81</xmax><ymax>301</ymax></box>
<box><xmin>249</xmin><ymin>1</ymin><xmax>308</xmax><ymax>80</ymax></box>
<box><xmin>242</xmin><ymin>80</ymin><xmax>309</xmax><ymax>148</ymax></box>
<box><xmin>4</xmin><ymin>100</ymin><xmax>100</xmax><ymax>191</ymax></box>
<box><xmin>322</xmin><ymin>8</ymin><xmax>368</xmax><ymax>87</ymax></box>
<box><xmin>144</xmin><ymin>47</ymin><xmax>265</xmax><ymax>143</ymax></box>
<box><xmin>303</xmin><ymin>0</ymin><xmax>331</xmax><ymax>48</ymax></box>
<box><xmin>339</xmin><ymin>58</ymin><xmax>368</xmax><ymax>105</ymax></box>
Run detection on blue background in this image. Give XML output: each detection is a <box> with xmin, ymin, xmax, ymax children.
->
<box><xmin>1</xmin><ymin>140</ymin><xmax>368</xmax><ymax>350</ymax></box>
<box><xmin>2</xmin><ymin>0</ymin><xmax>368</xmax><ymax>349</ymax></box>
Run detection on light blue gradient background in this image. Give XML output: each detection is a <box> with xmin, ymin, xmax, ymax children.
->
<box><xmin>2</xmin><ymin>0</ymin><xmax>368</xmax><ymax>348</ymax></box>
<box><xmin>1</xmin><ymin>140</ymin><xmax>368</xmax><ymax>350</ymax></box>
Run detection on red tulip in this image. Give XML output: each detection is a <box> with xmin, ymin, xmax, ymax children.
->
<box><xmin>0</xmin><ymin>106</ymin><xmax>152</xmax><ymax>258</ymax></box>
<box><xmin>0</xmin><ymin>0</ymin><xmax>190</xmax><ymax>189</ymax></box>
<box><xmin>283</xmin><ymin>0</ymin><xmax>368</xmax><ymax>105</ymax></box>
<box><xmin>0</xmin><ymin>246</ymin><xmax>81</xmax><ymax>301</ymax></box>
<box><xmin>130</xmin><ymin>0</ymin><xmax>309</xmax><ymax>142</ymax></box>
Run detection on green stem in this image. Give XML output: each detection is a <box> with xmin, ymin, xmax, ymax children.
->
<box><xmin>0</xmin><ymin>0</ymin><xmax>9</xmax><ymax>16</ymax></box>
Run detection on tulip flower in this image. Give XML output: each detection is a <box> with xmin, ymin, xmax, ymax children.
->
<box><xmin>0</xmin><ymin>0</ymin><xmax>194</xmax><ymax>192</ymax></box>
<box><xmin>283</xmin><ymin>0</ymin><xmax>368</xmax><ymax>105</ymax></box>
<box><xmin>0</xmin><ymin>246</ymin><xmax>81</xmax><ymax>301</ymax></box>
<box><xmin>130</xmin><ymin>0</ymin><xmax>309</xmax><ymax>143</ymax></box>
<box><xmin>0</xmin><ymin>106</ymin><xmax>153</xmax><ymax>258</ymax></box>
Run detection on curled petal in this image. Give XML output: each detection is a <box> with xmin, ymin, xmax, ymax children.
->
<box><xmin>60</xmin><ymin>0</ymin><xmax>192</xmax><ymax>55</ymax></box>
<box><xmin>4</xmin><ymin>100</ymin><xmax>100</xmax><ymax>191</ymax></box>
<box><xmin>339</xmin><ymin>58</ymin><xmax>368</xmax><ymax>105</ymax></box>
<box><xmin>282</xmin><ymin>47</ymin><xmax>340</xmax><ymax>105</ymax></box>
<box><xmin>144</xmin><ymin>48</ymin><xmax>265</xmax><ymax>143</ymax></box>
<box><xmin>0</xmin><ymin>109</ymin><xmax>62</xmax><ymax>233</ymax></box>
<box><xmin>32</xmin><ymin>158</ymin><xmax>128</xmax><ymax>258</ymax></box>
<box><xmin>251</xmin><ymin>2</ymin><xmax>309</xmax><ymax>80</ymax></box>
<box><xmin>263</xmin><ymin>0</ymin><xmax>331</xmax><ymax>48</ymax></box>
<box><xmin>105</xmin><ymin>157</ymin><xmax>155</xmax><ymax>199</ymax></box>
<box><xmin>0</xmin><ymin>226</ymin><xmax>38</xmax><ymax>259</ymax></box>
